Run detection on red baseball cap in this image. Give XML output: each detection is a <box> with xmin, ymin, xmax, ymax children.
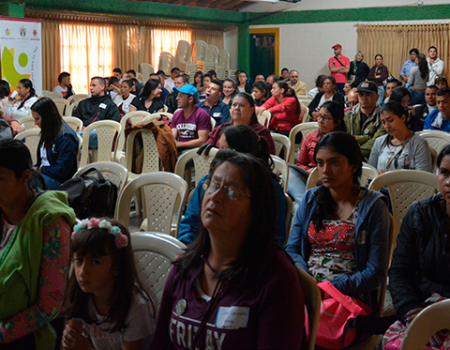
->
<box><xmin>332</xmin><ymin>44</ymin><xmax>342</xmax><ymax>50</ymax></box>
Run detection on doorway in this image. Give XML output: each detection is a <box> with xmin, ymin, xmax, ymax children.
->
<box><xmin>249</xmin><ymin>28</ymin><xmax>279</xmax><ymax>81</ymax></box>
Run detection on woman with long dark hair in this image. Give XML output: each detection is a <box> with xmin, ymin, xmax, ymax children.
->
<box><xmin>113</xmin><ymin>79</ymin><xmax>136</xmax><ymax>118</ymax></box>
<box><xmin>6</xmin><ymin>78</ymin><xmax>38</xmax><ymax>120</ymax></box>
<box><xmin>0</xmin><ymin>80</ymin><xmax>22</xmax><ymax>135</ymax></box>
<box><xmin>390</xmin><ymin>86</ymin><xmax>422</xmax><ymax>132</ymax></box>
<box><xmin>348</xmin><ymin>51</ymin><xmax>370</xmax><ymax>85</ymax></box>
<box><xmin>408</xmin><ymin>53</ymin><xmax>430</xmax><ymax>105</ymax></box>
<box><xmin>237</xmin><ymin>71</ymin><xmax>252</xmax><ymax>94</ymax></box>
<box><xmin>221</xmin><ymin>78</ymin><xmax>239</xmax><ymax>106</ymax></box>
<box><xmin>253</xmin><ymin>81</ymin><xmax>270</xmax><ymax>106</ymax></box>
<box><xmin>207</xmin><ymin>92</ymin><xmax>276</xmax><ymax>154</ymax></box>
<box><xmin>369</xmin><ymin>101</ymin><xmax>432</xmax><ymax>173</ymax></box>
<box><xmin>31</xmin><ymin>97</ymin><xmax>79</xmax><ymax>190</ymax></box>
<box><xmin>194</xmin><ymin>71</ymin><xmax>204</xmax><ymax>93</ymax></box>
<box><xmin>367</xmin><ymin>54</ymin><xmax>389</xmax><ymax>104</ymax></box>
<box><xmin>129</xmin><ymin>79</ymin><xmax>164</xmax><ymax>113</ymax></box>
<box><xmin>153</xmin><ymin>149</ymin><xmax>304</xmax><ymax>350</ymax></box>
<box><xmin>0</xmin><ymin>138</ymin><xmax>76</xmax><ymax>349</ymax></box>
<box><xmin>255</xmin><ymin>80</ymin><xmax>301</xmax><ymax>135</ymax></box>
<box><xmin>286</xmin><ymin>131</ymin><xmax>390</xmax><ymax>311</ymax></box>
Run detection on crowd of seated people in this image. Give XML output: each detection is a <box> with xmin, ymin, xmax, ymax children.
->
<box><xmin>2</xmin><ymin>41</ymin><xmax>450</xmax><ymax>350</ymax></box>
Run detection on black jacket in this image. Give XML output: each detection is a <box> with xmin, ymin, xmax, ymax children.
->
<box><xmin>308</xmin><ymin>91</ymin><xmax>345</xmax><ymax>119</ymax></box>
<box><xmin>414</xmin><ymin>104</ymin><xmax>435</xmax><ymax>124</ymax></box>
<box><xmin>389</xmin><ymin>194</ymin><xmax>450</xmax><ymax>324</ymax></box>
<box><xmin>73</xmin><ymin>94</ymin><xmax>120</xmax><ymax>126</ymax></box>
<box><xmin>165</xmin><ymin>91</ymin><xmax>178</xmax><ymax>114</ymax></box>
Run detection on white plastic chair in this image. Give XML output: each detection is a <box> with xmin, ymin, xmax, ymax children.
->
<box><xmin>401</xmin><ymin>299</ymin><xmax>450</xmax><ymax>350</ymax></box>
<box><xmin>74</xmin><ymin>161</ymin><xmax>129</xmax><ymax>196</ymax></box>
<box><xmin>124</xmin><ymin>128</ymin><xmax>161</xmax><ymax>179</ymax></box>
<box><xmin>79</xmin><ymin>120</ymin><xmax>121</xmax><ymax>167</ymax></box>
<box><xmin>67</xmin><ymin>94</ymin><xmax>89</xmax><ymax>105</ymax></box>
<box><xmin>63</xmin><ymin>116</ymin><xmax>83</xmax><ymax>134</ymax></box>
<box><xmin>174</xmin><ymin>40</ymin><xmax>193</xmax><ymax>73</ymax></box>
<box><xmin>174</xmin><ymin>147</ymin><xmax>219</xmax><ymax>187</ymax></box>
<box><xmin>131</xmin><ymin>232</ymin><xmax>186</xmax><ymax>311</ymax></box>
<box><xmin>65</xmin><ymin>99</ymin><xmax>83</xmax><ymax>116</ymax></box>
<box><xmin>14</xmin><ymin>128</ymin><xmax>40</xmax><ymax>165</ymax></box>
<box><xmin>210</xmin><ymin>117</ymin><xmax>216</xmax><ymax>131</ymax></box>
<box><xmin>272</xmin><ymin>155</ymin><xmax>289</xmax><ymax>192</ymax></box>
<box><xmin>142</xmin><ymin>112</ymin><xmax>173</xmax><ymax>123</ymax></box>
<box><xmin>288</xmin><ymin>122</ymin><xmax>319</xmax><ymax>164</ymax></box>
<box><xmin>257</xmin><ymin>110</ymin><xmax>271</xmax><ymax>127</ymax></box>
<box><xmin>368</xmin><ymin>170</ymin><xmax>439</xmax><ymax>248</ymax></box>
<box><xmin>284</xmin><ymin>194</ymin><xmax>294</xmax><ymax>247</ymax></box>
<box><xmin>41</xmin><ymin>91</ymin><xmax>63</xmax><ymax>99</ymax></box>
<box><xmin>52</xmin><ymin>98</ymin><xmax>68</xmax><ymax>116</ymax></box>
<box><xmin>139</xmin><ymin>63</ymin><xmax>155</xmax><ymax>80</ymax></box>
<box><xmin>296</xmin><ymin>265</ymin><xmax>321</xmax><ymax>350</ymax></box>
<box><xmin>416</xmin><ymin>129</ymin><xmax>450</xmax><ymax>155</ymax></box>
<box><xmin>115</xmin><ymin>111</ymin><xmax>151</xmax><ymax>165</ymax></box>
<box><xmin>18</xmin><ymin>116</ymin><xmax>36</xmax><ymax>130</ymax></box>
<box><xmin>271</xmin><ymin>133</ymin><xmax>291</xmax><ymax>162</ymax></box>
<box><xmin>115</xmin><ymin>172</ymin><xmax>188</xmax><ymax>237</ymax></box>
<box><xmin>158</xmin><ymin>52</ymin><xmax>174</xmax><ymax>74</ymax></box>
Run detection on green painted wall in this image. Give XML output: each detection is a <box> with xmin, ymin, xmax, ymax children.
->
<box><xmin>248</xmin><ymin>4</ymin><xmax>450</xmax><ymax>25</ymax></box>
<box><xmin>0</xmin><ymin>3</ymin><xmax>24</xmax><ymax>17</ymax></box>
<box><xmin>238</xmin><ymin>23</ymin><xmax>250</xmax><ymax>73</ymax></box>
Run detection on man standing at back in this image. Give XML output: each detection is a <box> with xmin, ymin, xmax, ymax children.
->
<box><xmin>289</xmin><ymin>70</ymin><xmax>307</xmax><ymax>97</ymax></box>
<box><xmin>196</xmin><ymin>80</ymin><xmax>230</xmax><ymax>126</ymax></box>
<box><xmin>427</xmin><ymin>46</ymin><xmax>445</xmax><ymax>86</ymax></box>
<box><xmin>329</xmin><ymin>44</ymin><xmax>350</xmax><ymax>94</ymax></box>
<box><xmin>400</xmin><ymin>48</ymin><xmax>418</xmax><ymax>89</ymax></box>
<box><xmin>171</xmin><ymin>85</ymin><xmax>211</xmax><ymax>153</ymax></box>
<box><xmin>344</xmin><ymin>81</ymin><xmax>386</xmax><ymax>160</ymax></box>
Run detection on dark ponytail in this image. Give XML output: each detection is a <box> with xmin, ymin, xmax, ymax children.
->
<box><xmin>275</xmin><ymin>81</ymin><xmax>301</xmax><ymax>116</ymax></box>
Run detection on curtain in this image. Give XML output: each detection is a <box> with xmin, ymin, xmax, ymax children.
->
<box><xmin>112</xmin><ymin>24</ymin><xmax>141</xmax><ymax>77</ymax></box>
<box><xmin>41</xmin><ymin>20</ymin><xmax>61</xmax><ymax>91</ymax></box>
<box><xmin>357</xmin><ymin>23</ymin><xmax>450</xmax><ymax>81</ymax></box>
<box><xmin>60</xmin><ymin>22</ymin><xmax>113</xmax><ymax>94</ymax></box>
<box><xmin>192</xmin><ymin>28</ymin><xmax>224</xmax><ymax>49</ymax></box>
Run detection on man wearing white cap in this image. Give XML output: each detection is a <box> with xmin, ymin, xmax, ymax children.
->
<box><xmin>329</xmin><ymin>44</ymin><xmax>350</xmax><ymax>94</ymax></box>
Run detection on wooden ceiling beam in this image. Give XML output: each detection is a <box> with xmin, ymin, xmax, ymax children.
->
<box><xmin>221</xmin><ymin>0</ymin><xmax>245</xmax><ymax>10</ymax></box>
<box><xmin>231</xmin><ymin>2</ymin><xmax>252</xmax><ymax>11</ymax></box>
<box><xmin>173</xmin><ymin>0</ymin><xmax>197</xmax><ymax>5</ymax></box>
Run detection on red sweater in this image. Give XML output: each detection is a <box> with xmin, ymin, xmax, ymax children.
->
<box><xmin>297</xmin><ymin>130</ymin><xmax>323</xmax><ymax>170</ymax></box>
<box><xmin>262</xmin><ymin>96</ymin><xmax>300</xmax><ymax>134</ymax></box>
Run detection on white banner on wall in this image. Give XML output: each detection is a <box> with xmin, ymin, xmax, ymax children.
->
<box><xmin>0</xmin><ymin>17</ymin><xmax>42</xmax><ymax>95</ymax></box>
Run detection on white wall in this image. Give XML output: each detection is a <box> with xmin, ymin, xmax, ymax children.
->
<box><xmin>224</xmin><ymin>26</ymin><xmax>239</xmax><ymax>69</ymax></box>
<box><xmin>251</xmin><ymin>18</ymin><xmax>450</xmax><ymax>90</ymax></box>
<box><xmin>243</xmin><ymin>0</ymin><xmax>450</xmax><ymax>13</ymax></box>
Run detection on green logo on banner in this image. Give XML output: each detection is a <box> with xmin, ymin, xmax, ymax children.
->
<box><xmin>1</xmin><ymin>47</ymin><xmax>31</xmax><ymax>92</ymax></box>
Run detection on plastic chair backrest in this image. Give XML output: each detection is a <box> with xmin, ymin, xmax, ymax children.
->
<box><xmin>125</xmin><ymin>128</ymin><xmax>160</xmax><ymax>175</ymax></box>
<box><xmin>210</xmin><ymin>117</ymin><xmax>216</xmax><ymax>131</ymax></box>
<box><xmin>52</xmin><ymin>98</ymin><xmax>68</xmax><ymax>116</ymax></box>
<box><xmin>195</xmin><ymin>40</ymin><xmax>208</xmax><ymax>61</ymax></box>
<box><xmin>368</xmin><ymin>170</ymin><xmax>439</xmax><ymax>249</ymax></box>
<box><xmin>41</xmin><ymin>91</ymin><xmax>63</xmax><ymax>99</ymax></box>
<box><xmin>139</xmin><ymin>63</ymin><xmax>155</xmax><ymax>80</ymax></box>
<box><xmin>79</xmin><ymin>120</ymin><xmax>121</xmax><ymax>167</ymax></box>
<box><xmin>62</xmin><ymin>116</ymin><xmax>83</xmax><ymax>134</ymax></box>
<box><xmin>115</xmin><ymin>172</ymin><xmax>188</xmax><ymax>236</ymax></box>
<box><xmin>65</xmin><ymin>99</ymin><xmax>82</xmax><ymax>116</ymax></box>
<box><xmin>416</xmin><ymin>129</ymin><xmax>450</xmax><ymax>155</ymax></box>
<box><xmin>218</xmin><ymin>49</ymin><xmax>230</xmax><ymax>68</ymax></box>
<box><xmin>115</xmin><ymin>111</ymin><xmax>151</xmax><ymax>158</ymax></box>
<box><xmin>257</xmin><ymin>110</ymin><xmax>271</xmax><ymax>127</ymax></box>
<box><xmin>284</xmin><ymin>194</ymin><xmax>294</xmax><ymax>247</ymax></box>
<box><xmin>143</xmin><ymin>112</ymin><xmax>173</xmax><ymax>122</ymax></box>
<box><xmin>306</xmin><ymin>165</ymin><xmax>379</xmax><ymax>190</ymax></box>
<box><xmin>18</xmin><ymin>116</ymin><xmax>36</xmax><ymax>130</ymax></box>
<box><xmin>288</xmin><ymin>122</ymin><xmax>319</xmax><ymax>164</ymax></box>
<box><xmin>206</xmin><ymin>45</ymin><xmax>219</xmax><ymax>63</ymax></box>
<box><xmin>14</xmin><ymin>128</ymin><xmax>40</xmax><ymax>165</ymax></box>
<box><xmin>296</xmin><ymin>265</ymin><xmax>321</xmax><ymax>350</ymax></box>
<box><xmin>174</xmin><ymin>147</ymin><xmax>219</xmax><ymax>187</ymax></box>
<box><xmin>271</xmin><ymin>132</ymin><xmax>291</xmax><ymax>162</ymax></box>
<box><xmin>74</xmin><ymin>161</ymin><xmax>129</xmax><ymax>195</ymax></box>
<box><xmin>158</xmin><ymin>52</ymin><xmax>173</xmax><ymax>73</ymax></box>
<box><xmin>68</xmin><ymin>94</ymin><xmax>89</xmax><ymax>105</ymax></box>
<box><xmin>401</xmin><ymin>299</ymin><xmax>450</xmax><ymax>350</ymax></box>
<box><xmin>131</xmin><ymin>232</ymin><xmax>186</xmax><ymax>311</ymax></box>
<box><xmin>175</xmin><ymin>40</ymin><xmax>192</xmax><ymax>64</ymax></box>
<box><xmin>429</xmin><ymin>146</ymin><xmax>437</xmax><ymax>172</ymax></box>
<box><xmin>272</xmin><ymin>155</ymin><xmax>289</xmax><ymax>192</ymax></box>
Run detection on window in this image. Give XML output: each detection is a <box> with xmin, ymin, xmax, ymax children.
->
<box><xmin>151</xmin><ymin>29</ymin><xmax>191</xmax><ymax>72</ymax></box>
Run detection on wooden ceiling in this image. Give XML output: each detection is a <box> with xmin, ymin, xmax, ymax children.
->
<box><xmin>133</xmin><ymin>0</ymin><xmax>254</xmax><ymax>12</ymax></box>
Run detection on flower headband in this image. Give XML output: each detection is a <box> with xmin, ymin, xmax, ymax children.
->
<box><xmin>71</xmin><ymin>218</ymin><xmax>128</xmax><ymax>249</ymax></box>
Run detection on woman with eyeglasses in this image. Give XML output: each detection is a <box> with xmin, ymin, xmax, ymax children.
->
<box><xmin>152</xmin><ymin>149</ymin><xmax>304</xmax><ymax>350</ymax></box>
<box><xmin>384</xmin><ymin>144</ymin><xmax>450</xmax><ymax>350</ymax></box>
<box><xmin>206</xmin><ymin>92</ymin><xmax>276</xmax><ymax>155</ymax></box>
<box><xmin>308</xmin><ymin>76</ymin><xmax>345</xmax><ymax>121</ymax></box>
<box><xmin>288</xmin><ymin>101</ymin><xmax>347</xmax><ymax>205</ymax></box>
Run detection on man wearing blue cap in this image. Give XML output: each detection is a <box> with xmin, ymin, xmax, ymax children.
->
<box><xmin>171</xmin><ymin>84</ymin><xmax>211</xmax><ymax>152</ymax></box>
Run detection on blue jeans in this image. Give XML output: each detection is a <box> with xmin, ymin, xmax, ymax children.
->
<box><xmin>411</xmin><ymin>90</ymin><xmax>425</xmax><ymax>105</ymax></box>
<box><xmin>80</xmin><ymin>129</ymin><xmax>98</xmax><ymax>149</ymax></box>
<box><xmin>287</xmin><ymin>166</ymin><xmax>308</xmax><ymax>205</ymax></box>
<box><xmin>377</xmin><ymin>85</ymin><xmax>385</xmax><ymax>105</ymax></box>
<box><xmin>41</xmin><ymin>173</ymin><xmax>62</xmax><ymax>190</ymax></box>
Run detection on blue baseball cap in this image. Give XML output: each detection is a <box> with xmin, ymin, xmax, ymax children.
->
<box><xmin>173</xmin><ymin>84</ymin><xmax>198</xmax><ymax>101</ymax></box>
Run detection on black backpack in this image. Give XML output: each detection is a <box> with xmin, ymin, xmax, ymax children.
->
<box><xmin>60</xmin><ymin>168</ymin><xmax>118</xmax><ymax>219</ymax></box>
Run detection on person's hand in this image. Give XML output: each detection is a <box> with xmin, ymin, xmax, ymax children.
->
<box><xmin>306</xmin><ymin>168</ymin><xmax>314</xmax><ymax>174</ymax></box>
<box><xmin>407</xmin><ymin>106</ymin><xmax>416</xmax><ymax>117</ymax></box>
<box><xmin>379</xmin><ymin>169</ymin><xmax>387</xmax><ymax>174</ymax></box>
<box><xmin>255</xmin><ymin>106</ymin><xmax>265</xmax><ymax>115</ymax></box>
<box><xmin>311</xmin><ymin>111</ymin><xmax>319</xmax><ymax>121</ymax></box>
<box><xmin>81</xmin><ymin>126</ymin><xmax>86</xmax><ymax>131</ymax></box>
<box><xmin>62</xmin><ymin>324</ymin><xmax>94</xmax><ymax>350</ymax></box>
<box><xmin>9</xmin><ymin>121</ymin><xmax>22</xmax><ymax>135</ymax></box>
<box><xmin>375</xmin><ymin>75</ymin><xmax>381</xmax><ymax>79</ymax></box>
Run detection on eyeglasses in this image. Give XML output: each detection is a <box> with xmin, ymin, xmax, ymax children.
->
<box><xmin>317</xmin><ymin>115</ymin><xmax>334</xmax><ymax>123</ymax></box>
<box><xmin>231</xmin><ymin>103</ymin><xmax>249</xmax><ymax>109</ymax></box>
<box><xmin>202</xmin><ymin>180</ymin><xmax>251</xmax><ymax>201</ymax></box>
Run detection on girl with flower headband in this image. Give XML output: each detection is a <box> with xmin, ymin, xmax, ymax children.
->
<box><xmin>62</xmin><ymin>218</ymin><xmax>155</xmax><ymax>350</ymax></box>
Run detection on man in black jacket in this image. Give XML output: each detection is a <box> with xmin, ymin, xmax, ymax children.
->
<box><xmin>74</xmin><ymin>76</ymin><xmax>120</xmax><ymax>148</ymax></box>
<box><xmin>414</xmin><ymin>85</ymin><xmax>438</xmax><ymax>125</ymax></box>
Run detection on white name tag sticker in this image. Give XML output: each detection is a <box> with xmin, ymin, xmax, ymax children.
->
<box><xmin>216</xmin><ymin>306</ymin><xmax>250</xmax><ymax>329</ymax></box>
<box><xmin>213</xmin><ymin>112</ymin><xmax>221</xmax><ymax>118</ymax></box>
<box><xmin>99</xmin><ymin>103</ymin><xmax>107</xmax><ymax>109</ymax></box>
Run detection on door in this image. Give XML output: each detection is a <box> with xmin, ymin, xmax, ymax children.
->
<box><xmin>249</xmin><ymin>28</ymin><xmax>279</xmax><ymax>81</ymax></box>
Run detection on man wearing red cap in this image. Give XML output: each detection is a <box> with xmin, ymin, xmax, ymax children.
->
<box><xmin>329</xmin><ymin>44</ymin><xmax>350</xmax><ymax>94</ymax></box>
